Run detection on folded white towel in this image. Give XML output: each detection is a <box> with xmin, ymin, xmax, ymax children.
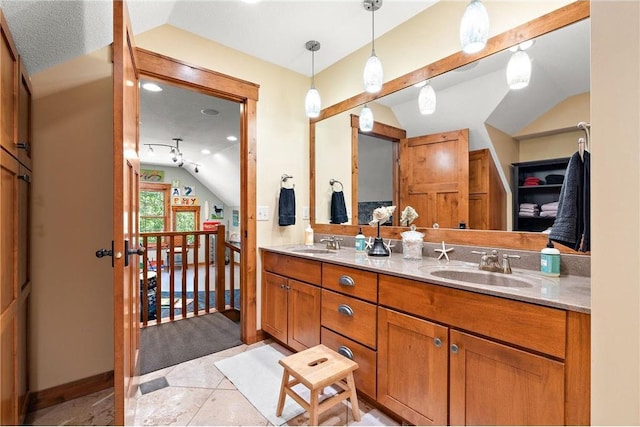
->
<box><xmin>519</xmin><ymin>211</ymin><xmax>539</xmax><ymax>217</ymax></box>
<box><xmin>541</xmin><ymin>202</ymin><xmax>559</xmax><ymax>211</ymax></box>
<box><xmin>540</xmin><ymin>211</ymin><xmax>557</xmax><ymax>218</ymax></box>
<box><xmin>519</xmin><ymin>208</ymin><xmax>540</xmax><ymax>213</ymax></box>
<box><xmin>519</xmin><ymin>203</ymin><xmax>539</xmax><ymax>209</ymax></box>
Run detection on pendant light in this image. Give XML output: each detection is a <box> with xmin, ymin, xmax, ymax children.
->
<box><xmin>460</xmin><ymin>0</ymin><xmax>489</xmax><ymax>54</ymax></box>
<box><xmin>363</xmin><ymin>0</ymin><xmax>383</xmax><ymax>94</ymax></box>
<box><xmin>359</xmin><ymin>104</ymin><xmax>374</xmax><ymax>132</ymax></box>
<box><xmin>304</xmin><ymin>40</ymin><xmax>321</xmax><ymax>118</ymax></box>
<box><xmin>506</xmin><ymin>42</ymin><xmax>533</xmax><ymax>90</ymax></box>
<box><xmin>418</xmin><ymin>81</ymin><xmax>436</xmax><ymax>115</ymax></box>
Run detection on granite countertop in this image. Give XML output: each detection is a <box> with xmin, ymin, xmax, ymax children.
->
<box><xmin>260</xmin><ymin>244</ymin><xmax>591</xmax><ymax>314</ymax></box>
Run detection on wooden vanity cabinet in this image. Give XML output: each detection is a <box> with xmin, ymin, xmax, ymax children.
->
<box><xmin>377</xmin><ymin>273</ymin><xmax>589</xmax><ymax>426</ymax></box>
<box><xmin>262</xmin><ymin>252</ymin><xmax>321</xmax><ymax>352</ymax></box>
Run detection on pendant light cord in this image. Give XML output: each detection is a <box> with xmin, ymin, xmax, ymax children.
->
<box><xmin>370</xmin><ymin>5</ymin><xmax>376</xmax><ymax>55</ymax></box>
<box><xmin>311</xmin><ymin>49</ymin><xmax>316</xmax><ymax>88</ymax></box>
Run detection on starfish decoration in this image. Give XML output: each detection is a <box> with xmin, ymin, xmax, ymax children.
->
<box><xmin>434</xmin><ymin>241</ymin><xmax>454</xmax><ymax>261</ymax></box>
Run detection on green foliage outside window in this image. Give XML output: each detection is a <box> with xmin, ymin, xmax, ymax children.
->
<box><xmin>176</xmin><ymin>211</ymin><xmax>196</xmax><ymax>244</ymax></box>
<box><xmin>140</xmin><ymin>191</ymin><xmax>165</xmax><ymax>243</ymax></box>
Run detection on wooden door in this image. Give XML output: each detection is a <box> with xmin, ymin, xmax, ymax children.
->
<box><xmin>377</xmin><ymin>307</ymin><xmax>449</xmax><ymax>426</ymax></box>
<box><xmin>262</xmin><ymin>272</ymin><xmax>287</xmax><ymax>343</ymax></box>
<box><xmin>399</xmin><ymin>129</ymin><xmax>469</xmax><ymax>229</ymax></box>
<box><xmin>113</xmin><ymin>1</ymin><xmax>140</xmax><ymax>424</ymax></box>
<box><xmin>287</xmin><ymin>280</ymin><xmax>320</xmax><ymax>351</ymax></box>
<box><xmin>0</xmin><ymin>150</ymin><xmax>18</xmax><ymax>425</ymax></box>
<box><xmin>449</xmin><ymin>329</ymin><xmax>565</xmax><ymax>425</ymax></box>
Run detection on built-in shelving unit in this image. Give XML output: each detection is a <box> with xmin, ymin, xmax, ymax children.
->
<box><xmin>511</xmin><ymin>157</ymin><xmax>570</xmax><ymax>232</ymax></box>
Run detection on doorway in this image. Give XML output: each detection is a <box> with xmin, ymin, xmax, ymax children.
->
<box><xmin>135</xmin><ymin>48</ymin><xmax>258</xmax><ymax>344</ymax></box>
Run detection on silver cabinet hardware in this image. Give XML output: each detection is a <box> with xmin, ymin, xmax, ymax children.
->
<box><xmin>337</xmin><ymin>345</ymin><xmax>354</xmax><ymax>360</ymax></box>
<box><xmin>337</xmin><ymin>304</ymin><xmax>354</xmax><ymax>317</ymax></box>
<box><xmin>434</xmin><ymin>337</ymin><xmax>442</xmax><ymax>348</ymax></box>
<box><xmin>451</xmin><ymin>344</ymin><xmax>459</xmax><ymax>354</ymax></box>
<box><xmin>339</xmin><ymin>275</ymin><xmax>355</xmax><ymax>287</ymax></box>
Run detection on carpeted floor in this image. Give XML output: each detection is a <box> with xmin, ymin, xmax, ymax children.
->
<box><xmin>140</xmin><ymin>312</ymin><xmax>242</xmax><ymax>374</ymax></box>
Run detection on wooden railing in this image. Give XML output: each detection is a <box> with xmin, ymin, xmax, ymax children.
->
<box><xmin>225</xmin><ymin>241</ymin><xmax>241</xmax><ymax>322</ymax></box>
<box><xmin>138</xmin><ymin>225</ymin><xmax>230</xmax><ymax>326</ymax></box>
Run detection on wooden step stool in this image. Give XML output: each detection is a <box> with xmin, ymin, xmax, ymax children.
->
<box><xmin>276</xmin><ymin>344</ymin><xmax>361</xmax><ymax>425</ymax></box>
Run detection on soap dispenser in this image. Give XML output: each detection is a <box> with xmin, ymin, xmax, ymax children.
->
<box><xmin>304</xmin><ymin>223</ymin><xmax>314</xmax><ymax>246</ymax></box>
<box><xmin>541</xmin><ymin>240</ymin><xmax>560</xmax><ymax>276</ymax></box>
<box><xmin>355</xmin><ymin>228</ymin><xmax>366</xmax><ymax>253</ymax></box>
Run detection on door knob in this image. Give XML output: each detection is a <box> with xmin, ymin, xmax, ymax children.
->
<box><xmin>96</xmin><ymin>241</ymin><xmax>115</xmax><ymax>267</ymax></box>
<box><xmin>124</xmin><ymin>240</ymin><xmax>144</xmax><ymax>267</ymax></box>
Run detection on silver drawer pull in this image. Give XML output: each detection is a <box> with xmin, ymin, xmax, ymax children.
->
<box><xmin>337</xmin><ymin>304</ymin><xmax>354</xmax><ymax>317</ymax></box>
<box><xmin>451</xmin><ymin>344</ymin><xmax>459</xmax><ymax>354</ymax></box>
<box><xmin>338</xmin><ymin>275</ymin><xmax>355</xmax><ymax>287</ymax></box>
<box><xmin>434</xmin><ymin>337</ymin><xmax>442</xmax><ymax>348</ymax></box>
<box><xmin>337</xmin><ymin>345</ymin><xmax>354</xmax><ymax>360</ymax></box>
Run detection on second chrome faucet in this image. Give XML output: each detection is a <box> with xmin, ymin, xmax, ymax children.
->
<box><xmin>471</xmin><ymin>249</ymin><xmax>521</xmax><ymax>274</ymax></box>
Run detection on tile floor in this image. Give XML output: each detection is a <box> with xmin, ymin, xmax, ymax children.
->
<box><xmin>25</xmin><ymin>340</ymin><xmax>400</xmax><ymax>426</ymax></box>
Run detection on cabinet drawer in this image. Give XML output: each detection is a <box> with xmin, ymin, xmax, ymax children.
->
<box><xmin>321</xmin><ymin>327</ymin><xmax>376</xmax><ymax>400</ymax></box>
<box><xmin>322</xmin><ymin>263</ymin><xmax>377</xmax><ymax>303</ymax></box>
<box><xmin>379</xmin><ymin>274</ymin><xmax>566</xmax><ymax>359</ymax></box>
<box><xmin>263</xmin><ymin>251</ymin><xmax>321</xmax><ymax>285</ymax></box>
<box><xmin>321</xmin><ymin>289</ymin><xmax>377</xmax><ymax>349</ymax></box>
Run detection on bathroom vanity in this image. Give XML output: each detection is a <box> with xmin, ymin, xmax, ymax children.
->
<box><xmin>260</xmin><ymin>245</ymin><xmax>590</xmax><ymax>426</ymax></box>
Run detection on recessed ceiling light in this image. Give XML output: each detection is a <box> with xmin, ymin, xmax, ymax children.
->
<box><xmin>201</xmin><ymin>149</ymin><xmax>211</xmax><ymax>155</ymax></box>
<box><xmin>201</xmin><ymin>108</ymin><xmax>220</xmax><ymax>116</ymax></box>
<box><xmin>241</xmin><ymin>0</ymin><xmax>261</xmax><ymax>3</ymax></box>
<box><xmin>142</xmin><ymin>82</ymin><xmax>163</xmax><ymax>92</ymax></box>
<box><xmin>227</xmin><ymin>136</ymin><xmax>238</xmax><ymax>142</ymax></box>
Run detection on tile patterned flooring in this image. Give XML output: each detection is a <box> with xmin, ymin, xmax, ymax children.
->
<box><xmin>25</xmin><ymin>340</ymin><xmax>400</xmax><ymax>426</ymax></box>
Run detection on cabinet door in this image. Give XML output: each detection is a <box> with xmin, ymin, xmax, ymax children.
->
<box><xmin>377</xmin><ymin>307</ymin><xmax>448</xmax><ymax>426</ymax></box>
<box><xmin>468</xmin><ymin>193</ymin><xmax>487</xmax><ymax>230</ymax></box>
<box><xmin>16</xmin><ymin>164</ymin><xmax>29</xmax><ymax>419</ymax></box>
<box><xmin>287</xmin><ymin>280</ymin><xmax>320</xmax><ymax>352</ymax></box>
<box><xmin>1</xmin><ymin>149</ymin><xmax>18</xmax><ymax>425</ymax></box>
<box><xmin>0</xmin><ymin>11</ymin><xmax>18</xmax><ymax>158</ymax></box>
<box><xmin>262</xmin><ymin>271</ymin><xmax>287</xmax><ymax>343</ymax></box>
<box><xmin>16</xmin><ymin>60</ymin><xmax>31</xmax><ymax>170</ymax></box>
<box><xmin>449</xmin><ymin>329</ymin><xmax>565</xmax><ymax>426</ymax></box>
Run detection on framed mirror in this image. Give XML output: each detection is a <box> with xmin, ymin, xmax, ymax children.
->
<box><xmin>311</xmin><ymin>2</ymin><xmax>590</xmax><ymax>253</ymax></box>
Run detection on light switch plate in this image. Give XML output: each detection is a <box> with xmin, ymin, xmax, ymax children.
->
<box><xmin>257</xmin><ymin>206</ymin><xmax>269</xmax><ymax>221</ymax></box>
<box><xmin>302</xmin><ymin>206</ymin><xmax>310</xmax><ymax>220</ymax></box>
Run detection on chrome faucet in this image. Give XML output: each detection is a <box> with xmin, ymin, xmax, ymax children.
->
<box><xmin>320</xmin><ymin>235</ymin><xmax>342</xmax><ymax>250</ymax></box>
<box><xmin>472</xmin><ymin>249</ymin><xmax>520</xmax><ymax>274</ymax></box>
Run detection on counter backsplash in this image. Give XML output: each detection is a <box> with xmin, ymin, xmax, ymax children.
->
<box><xmin>315</xmin><ymin>233</ymin><xmax>591</xmax><ymax>278</ymax></box>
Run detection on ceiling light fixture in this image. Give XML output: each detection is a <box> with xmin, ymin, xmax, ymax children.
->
<box><xmin>304</xmin><ymin>40</ymin><xmax>322</xmax><ymax>119</ymax></box>
<box><xmin>506</xmin><ymin>48</ymin><xmax>532</xmax><ymax>90</ymax></box>
<box><xmin>144</xmin><ymin>138</ymin><xmax>183</xmax><ymax>163</ymax></box>
<box><xmin>418</xmin><ymin>81</ymin><xmax>436</xmax><ymax>115</ymax></box>
<box><xmin>363</xmin><ymin>0</ymin><xmax>383</xmax><ymax>94</ymax></box>
<box><xmin>201</xmin><ymin>149</ymin><xmax>211</xmax><ymax>155</ymax></box>
<box><xmin>359</xmin><ymin>104</ymin><xmax>374</xmax><ymax>132</ymax></box>
<box><xmin>201</xmin><ymin>108</ymin><xmax>219</xmax><ymax>116</ymax></box>
<box><xmin>460</xmin><ymin>0</ymin><xmax>490</xmax><ymax>54</ymax></box>
<box><xmin>227</xmin><ymin>136</ymin><xmax>238</xmax><ymax>142</ymax></box>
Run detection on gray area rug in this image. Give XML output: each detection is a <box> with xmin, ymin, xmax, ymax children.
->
<box><xmin>140</xmin><ymin>312</ymin><xmax>242</xmax><ymax>374</ymax></box>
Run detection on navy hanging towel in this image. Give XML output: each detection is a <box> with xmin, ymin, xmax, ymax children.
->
<box><xmin>278</xmin><ymin>187</ymin><xmax>296</xmax><ymax>226</ymax></box>
<box><xmin>330</xmin><ymin>191</ymin><xmax>348</xmax><ymax>224</ymax></box>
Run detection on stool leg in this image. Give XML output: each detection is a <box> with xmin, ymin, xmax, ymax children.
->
<box><xmin>276</xmin><ymin>370</ymin><xmax>289</xmax><ymax>417</ymax></box>
<box><xmin>346</xmin><ymin>373</ymin><xmax>361</xmax><ymax>422</ymax></box>
<box><xmin>309</xmin><ymin>388</ymin><xmax>320</xmax><ymax>426</ymax></box>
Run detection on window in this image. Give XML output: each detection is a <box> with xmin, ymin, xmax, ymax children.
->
<box><xmin>172</xmin><ymin>206</ymin><xmax>200</xmax><ymax>244</ymax></box>
<box><xmin>140</xmin><ymin>183</ymin><xmax>170</xmax><ymax>242</ymax></box>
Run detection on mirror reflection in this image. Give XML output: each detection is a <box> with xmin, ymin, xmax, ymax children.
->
<box><xmin>314</xmin><ymin>17</ymin><xmax>590</xmax><ymax>234</ymax></box>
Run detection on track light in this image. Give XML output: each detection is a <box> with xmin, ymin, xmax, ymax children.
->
<box><xmin>195</xmin><ymin>166</ymin><xmax>199</xmax><ymax>173</ymax></box>
<box><xmin>144</xmin><ymin>138</ymin><xmax>184</xmax><ymax>164</ymax></box>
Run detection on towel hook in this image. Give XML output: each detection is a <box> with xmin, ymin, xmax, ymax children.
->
<box><xmin>281</xmin><ymin>174</ymin><xmax>294</xmax><ymax>189</ymax></box>
<box><xmin>329</xmin><ymin>179</ymin><xmax>343</xmax><ymax>192</ymax></box>
<box><xmin>577</xmin><ymin>121</ymin><xmax>590</xmax><ymax>159</ymax></box>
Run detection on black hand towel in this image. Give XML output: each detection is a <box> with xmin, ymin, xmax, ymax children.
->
<box><xmin>278</xmin><ymin>187</ymin><xmax>296</xmax><ymax>226</ymax></box>
<box><xmin>330</xmin><ymin>191</ymin><xmax>348</xmax><ymax>224</ymax></box>
<box><xmin>549</xmin><ymin>151</ymin><xmax>584</xmax><ymax>250</ymax></box>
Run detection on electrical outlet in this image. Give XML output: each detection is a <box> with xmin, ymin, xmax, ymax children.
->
<box><xmin>302</xmin><ymin>206</ymin><xmax>310</xmax><ymax>220</ymax></box>
<box><xmin>257</xmin><ymin>206</ymin><xmax>269</xmax><ymax>221</ymax></box>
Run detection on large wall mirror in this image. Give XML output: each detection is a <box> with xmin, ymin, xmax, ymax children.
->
<box><xmin>311</xmin><ymin>2</ymin><xmax>590</xmax><ymax>253</ymax></box>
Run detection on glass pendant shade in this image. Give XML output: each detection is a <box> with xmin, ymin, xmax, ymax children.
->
<box><xmin>506</xmin><ymin>50</ymin><xmax>532</xmax><ymax>90</ymax></box>
<box><xmin>460</xmin><ymin>0</ymin><xmax>489</xmax><ymax>54</ymax></box>
<box><xmin>359</xmin><ymin>105</ymin><xmax>374</xmax><ymax>132</ymax></box>
<box><xmin>363</xmin><ymin>54</ymin><xmax>383</xmax><ymax>94</ymax></box>
<box><xmin>418</xmin><ymin>83</ymin><xmax>436</xmax><ymax>115</ymax></box>
<box><xmin>305</xmin><ymin>86</ymin><xmax>321</xmax><ymax>118</ymax></box>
